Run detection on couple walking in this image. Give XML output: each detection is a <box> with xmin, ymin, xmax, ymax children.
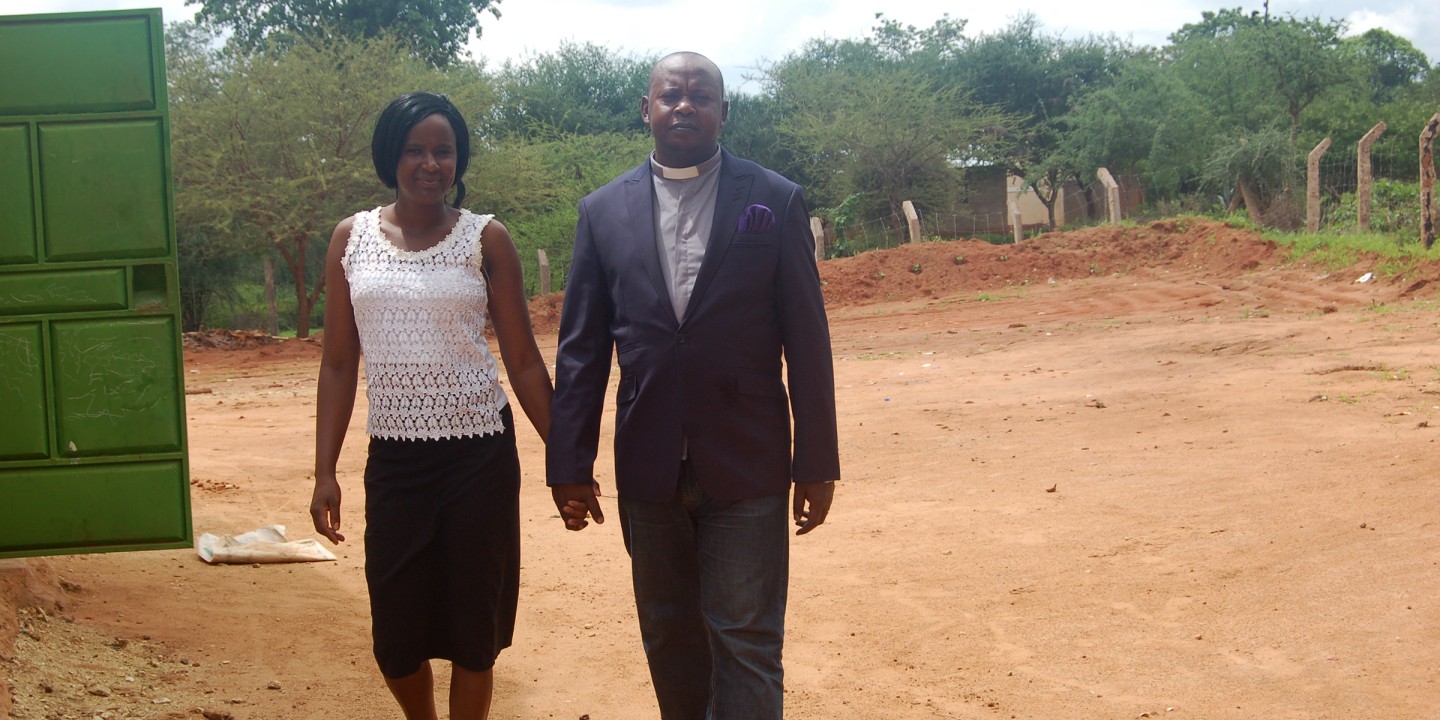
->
<box><xmin>311</xmin><ymin>51</ymin><xmax>840</xmax><ymax>719</ymax></box>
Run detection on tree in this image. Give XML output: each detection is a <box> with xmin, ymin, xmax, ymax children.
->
<box><xmin>168</xmin><ymin>21</ymin><xmax>253</xmax><ymax>331</ymax></box>
<box><xmin>187</xmin><ymin>0</ymin><xmax>500</xmax><ymax>67</ymax></box>
<box><xmin>1167</xmin><ymin>8</ymin><xmax>1349</xmax><ymax>144</ymax></box>
<box><xmin>1342</xmin><ymin>28</ymin><xmax>1430</xmax><ymax>104</ymax></box>
<box><xmin>764</xmin><ymin>31</ymin><xmax>1016</xmax><ymax>226</ymax></box>
<box><xmin>720</xmin><ymin>92</ymin><xmax>801</xmax><ymax>188</ymax></box>
<box><xmin>1158</xmin><ymin>8</ymin><xmax>1357</xmax><ymax>224</ymax></box>
<box><xmin>170</xmin><ymin>32</ymin><xmax>470</xmax><ymax>337</ymax></box>
<box><xmin>1202</xmin><ymin>127</ymin><xmax>1298</xmax><ymax>226</ymax></box>
<box><xmin>488</xmin><ymin>42</ymin><xmax>653</xmax><ymax>138</ymax></box>
<box><xmin>953</xmin><ymin>15</ymin><xmax>1129</xmax><ymax>227</ymax></box>
<box><xmin>1255</xmin><ymin>15</ymin><xmax>1348</xmax><ymax>144</ymax></box>
<box><xmin>1065</xmin><ymin>50</ymin><xmax>1215</xmax><ymax>199</ymax></box>
<box><xmin>471</xmin><ymin>131</ymin><xmax>652</xmax><ymax>294</ymax></box>
<box><xmin>1165</xmin><ymin>8</ymin><xmax>1276</xmax><ymax>134</ymax></box>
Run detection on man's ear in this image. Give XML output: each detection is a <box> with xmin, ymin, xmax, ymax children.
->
<box><xmin>640</xmin><ymin>96</ymin><xmax>651</xmax><ymax>123</ymax></box>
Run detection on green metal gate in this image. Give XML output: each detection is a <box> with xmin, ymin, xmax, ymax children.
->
<box><xmin>0</xmin><ymin>9</ymin><xmax>192</xmax><ymax>558</ymax></box>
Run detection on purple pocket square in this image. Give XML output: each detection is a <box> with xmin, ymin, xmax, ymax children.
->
<box><xmin>738</xmin><ymin>204</ymin><xmax>774</xmax><ymax>233</ymax></box>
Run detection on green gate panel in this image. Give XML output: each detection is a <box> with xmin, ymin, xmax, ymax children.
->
<box><xmin>0</xmin><ymin>323</ymin><xmax>49</xmax><ymax>461</ymax></box>
<box><xmin>52</xmin><ymin>317</ymin><xmax>184</xmax><ymax>457</ymax></box>
<box><xmin>0</xmin><ymin>461</ymin><xmax>188</xmax><ymax>554</ymax></box>
<box><xmin>0</xmin><ymin>268</ymin><xmax>128</xmax><ymax>316</ymax></box>
<box><xmin>40</xmin><ymin>120</ymin><xmax>170</xmax><ymax>262</ymax></box>
<box><xmin>0</xmin><ymin>124</ymin><xmax>37</xmax><ymax>264</ymax></box>
<box><xmin>131</xmin><ymin>264</ymin><xmax>172</xmax><ymax>311</ymax></box>
<box><xmin>0</xmin><ymin>16</ymin><xmax>156</xmax><ymax>115</ymax></box>
<box><xmin>1</xmin><ymin>9</ymin><xmax>190</xmax><ymax>558</ymax></box>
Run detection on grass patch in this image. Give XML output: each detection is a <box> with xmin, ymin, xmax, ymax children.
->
<box><xmin>1266</xmin><ymin>229</ymin><xmax>1439</xmax><ymax>274</ymax></box>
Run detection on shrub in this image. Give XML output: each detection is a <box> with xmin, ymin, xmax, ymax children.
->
<box><xmin>1326</xmin><ymin>179</ymin><xmax>1421</xmax><ymax>237</ymax></box>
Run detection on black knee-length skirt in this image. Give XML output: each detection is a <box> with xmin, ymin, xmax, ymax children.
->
<box><xmin>363</xmin><ymin>404</ymin><xmax>520</xmax><ymax>679</ymax></box>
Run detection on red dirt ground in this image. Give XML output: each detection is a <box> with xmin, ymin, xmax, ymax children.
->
<box><xmin>3</xmin><ymin>218</ymin><xmax>1439</xmax><ymax>719</ymax></box>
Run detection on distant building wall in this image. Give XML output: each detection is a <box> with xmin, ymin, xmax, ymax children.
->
<box><xmin>938</xmin><ymin>167</ymin><xmax>1141</xmax><ymax>239</ymax></box>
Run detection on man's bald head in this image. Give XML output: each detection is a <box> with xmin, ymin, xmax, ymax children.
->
<box><xmin>651</xmin><ymin>52</ymin><xmax>725</xmax><ymax>100</ymax></box>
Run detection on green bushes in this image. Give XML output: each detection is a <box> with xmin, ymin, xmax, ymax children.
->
<box><xmin>1325</xmin><ymin>179</ymin><xmax>1422</xmax><ymax>237</ymax></box>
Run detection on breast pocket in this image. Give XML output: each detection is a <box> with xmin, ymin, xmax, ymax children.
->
<box><xmin>731</xmin><ymin>232</ymin><xmax>773</xmax><ymax>247</ymax></box>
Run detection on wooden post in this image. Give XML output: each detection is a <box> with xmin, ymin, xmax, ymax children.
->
<box><xmin>536</xmin><ymin>248</ymin><xmax>550</xmax><ymax>295</ymax></box>
<box><xmin>1422</xmin><ymin>113</ymin><xmax>1439</xmax><ymax>249</ymax></box>
<box><xmin>1007</xmin><ymin>180</ymin><xmax>1024</xmax><ymax>243</ymax></box>
<box><xmin>1306</xmin><ymin>137</ymin><xmax>1332</xmax><ymax>233</ymax></box>
<box><xmin>1096</xmin><ymin>167</ymin><xmax>1121</xmax><ymax>223</ymax></box>
<box><xmin>262</xmin><ymin>254</ymin><xmax>279</xmax><ymax>336</ymax></box>
<box><xmin>1356</xmin><ymin>122</ymin><xmax>1387</xmax><ymax>232</ymax></box>
<box><xmin>810</xmin><ymin>216</ymin><xmax>826</xmax><ymax>262</ymax></box>
<box><xmin>902</xmin><ymin>200</ymin><xmax>922</xmax><ymax>243</ymax></box>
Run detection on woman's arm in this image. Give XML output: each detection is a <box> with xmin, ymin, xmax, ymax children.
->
<box><xmin>482</xmin><ymin>218</ymin><xmax>553</xmax><ymax>443</ymax></box>
<box><xmin>311</xmin><ymin>216</ymin><xmax>361</xmax><ymax>544</ymax></box>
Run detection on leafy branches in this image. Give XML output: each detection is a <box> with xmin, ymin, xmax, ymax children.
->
<box><xmin>187</xmin><ymin>0</ymin><xmax>500</xmax><ymax>67</ymax></box>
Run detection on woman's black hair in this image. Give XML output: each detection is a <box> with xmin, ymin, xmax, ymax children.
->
<box><xmin>371</xmin><ymin>92</ymin><xmax>470</xmax><ymax>208</ymax></box>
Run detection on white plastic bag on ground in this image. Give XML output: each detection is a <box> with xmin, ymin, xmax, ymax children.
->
<box><xmin>196</xmin><ymin>524</ymin><xmax>337</xmax><ymax>564</ymax></box>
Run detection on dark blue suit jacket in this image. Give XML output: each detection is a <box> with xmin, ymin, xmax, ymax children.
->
<box><xmin>547</xmin><ymin>149</ymin><xmax>840</xmax><ymax>502</ymax></box>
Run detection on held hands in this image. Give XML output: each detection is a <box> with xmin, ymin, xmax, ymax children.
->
<box><xmin>793</xmin><ymin>480</ymin><xmax>835</xmax><ymax>535</ymax></box>
<box><xmin>552</xmin><ymin>481</ymin><xmax>605</xmax><ymax>531</ymax></box>
<box><xmin>309</xmin><ymin>475</ymin><xmax>346</xmax><ymax>544</ymax></box>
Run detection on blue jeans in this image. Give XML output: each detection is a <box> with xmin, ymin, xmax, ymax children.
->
<box><xmin>618</xmin><ymin>461</ymin><xmax>790</xmax><ymax>720</ymax></box>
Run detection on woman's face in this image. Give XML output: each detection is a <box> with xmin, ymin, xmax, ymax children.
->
<box><xmin>395</xmin><ymin>113</ymin><xmax>458</xmax><ymax>205</ymax></box>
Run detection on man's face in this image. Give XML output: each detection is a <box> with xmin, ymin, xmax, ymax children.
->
<box><xmin>641</xmin><ymin>56</ymin><xmax>728</xmax><ymax>168</ymax></box>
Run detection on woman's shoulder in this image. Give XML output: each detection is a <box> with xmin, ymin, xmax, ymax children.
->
<box><xmin>337</xmin><ymin>205</ymin><xmax>383</xmax><ymax>231</ymax></box>
<box><xmin>330</xmin><ymin>207</ymin><xmax>384</xmax><ymax>255</ymax></box>
<box><xmin>458</xmin><ymin>207</ymin><xmax>494</xmax><ymax>224</ymax></box>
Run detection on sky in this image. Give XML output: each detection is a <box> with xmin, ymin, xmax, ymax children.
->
<box><xmin>5</xmin><ymin>0</ymin><xmax>1437</xmax><ymax>94</ymax></box>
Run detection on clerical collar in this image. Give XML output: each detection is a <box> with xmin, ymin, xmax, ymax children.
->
<box><xmin>650</xmin><ymin>148</ymin><xmax>723</xmax><ymax>181</ymax></box>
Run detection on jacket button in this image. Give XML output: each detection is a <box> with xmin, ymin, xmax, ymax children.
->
<box><xmin>676</xmin><ymin>333</ymin><xmax>687</xmax><ymax>343</ymax></box>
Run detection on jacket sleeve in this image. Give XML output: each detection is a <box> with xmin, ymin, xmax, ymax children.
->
<box><xmin>776</xmin><ymin>185</ymin><xmax>841</xmax><ymax>483</ymax></box>
<box><xmin>546</xmin><ymin>197</ymin><xmax>614</xmax><ymax>487</ymax></box>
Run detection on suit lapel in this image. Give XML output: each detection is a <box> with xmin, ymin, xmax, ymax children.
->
<box><xmin>682</xmin><ymin>151</ymin><xmax>753</xmax><ymax>324</ymax></box>
<box><xmin>621</xmin><ymin>163</ymin><xmax>673</xmax><ymax>322</ymax></box>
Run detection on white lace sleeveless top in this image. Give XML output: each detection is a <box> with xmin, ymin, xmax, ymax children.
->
<box><xmin>342</xmin><ymin>207</ymin><xmax>509</xmax><ymax>440</ymax></box>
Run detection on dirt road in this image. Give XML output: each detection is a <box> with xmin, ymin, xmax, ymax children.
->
<box><xmin>3</xmin><ymin>220</ymin><xmax>1438</xmax><ymax>719</ymax></box>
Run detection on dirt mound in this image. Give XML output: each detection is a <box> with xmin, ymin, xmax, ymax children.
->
<box><xmin>527</xmin><ymin>291</ymin><xmax>565</xmax><ymax>337</ymax></box>
<box><xmin>181</xmin><ymin>328</ymin><xmax>284</xmax><ymax>351</ymax></box>
<box><xmin>817</xmin><ymin>219</ymin><xmax>1289</xmax><ymax>306</ymax></box>
<box><xmin>180</xmin><ymin>219</ymin><xmax>1407</xmax><ymax>351</ymax></box>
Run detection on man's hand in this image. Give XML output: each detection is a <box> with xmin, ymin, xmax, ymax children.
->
<box><xmin>552</xmin><ymin>482</ymin><xmax>605</xmax><ymax>531</ymax></box>
<box><xmin>793</xmin><ymin>480</ymin><xmax>835</xmax><ymax>535</ymax></box>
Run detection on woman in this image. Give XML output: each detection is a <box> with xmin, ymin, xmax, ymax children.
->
<box><xmin>310</xmin><ymin>92</ymin><xmax>552</xmax><ymax>720</ymax></box>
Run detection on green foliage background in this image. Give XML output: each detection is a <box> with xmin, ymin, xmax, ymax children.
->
<box><xmin>166</xmin><ymin>3</ymin><xmax>1440</xmax><ymax>334</ymax></box>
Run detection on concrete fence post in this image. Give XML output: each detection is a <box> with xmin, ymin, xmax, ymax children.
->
<box><xmin>902</xmin><ymin>200</ymin><xmax>922</xmax><ymax>243</ymax></box>
<box><xmin>1422</xmin><ymin>113</ymin><xmax>1439</xmax><ymax>249</ymax></box>
<box><xmin>1097</xmin><ymin>167</ymin><xmax>1121</xmax><ymax>223</ymax></box>
<box><xmin>536</xmin><ymin>248</ymin><xmax>550</xmax><ymax>296</ymax></box>
<box><xmin>1356</xmin><ymin>122</ymin><xmax>1387</xmax><ymax>232</ymax></box>
<box><xmin>1007</xmin><ymin>183</ymin><xmax>1024</xmax><ymax>243</ymax></box>
<box><xmin>810</xmin><ymin>216</ymin><xmax>826</xmax><ymax>262</ymax></box>
<box><xmin>1307</xmin><ymin>137</ymin><xmax>1332</xmax><ymax>233</ymax></box>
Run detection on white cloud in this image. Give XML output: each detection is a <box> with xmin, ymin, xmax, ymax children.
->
<box><xmin>4</xmin><ymin>0</ymin><xmax>1436</xmax><ymax>76</ymax></box>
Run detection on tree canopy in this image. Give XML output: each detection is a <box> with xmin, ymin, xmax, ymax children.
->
<box><xmin>488</xmin><ymin>42</ymin><xmax>653</xmax><ymax>138</ymax></box>
<box><xmin>187</xmin><ymin>0</ymin><xmax>501</xmax><ymax>67</ymax></box>
<box><xmin>164</xmin><ymin>5</ymin><xmax>1439</xmax><ymax>331</ymax></box>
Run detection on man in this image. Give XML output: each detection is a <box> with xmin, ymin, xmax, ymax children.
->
<box><xmin>546</xmin><ymin>51</ymin><xmax>841</xmax><ymax>719</ymax></box>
